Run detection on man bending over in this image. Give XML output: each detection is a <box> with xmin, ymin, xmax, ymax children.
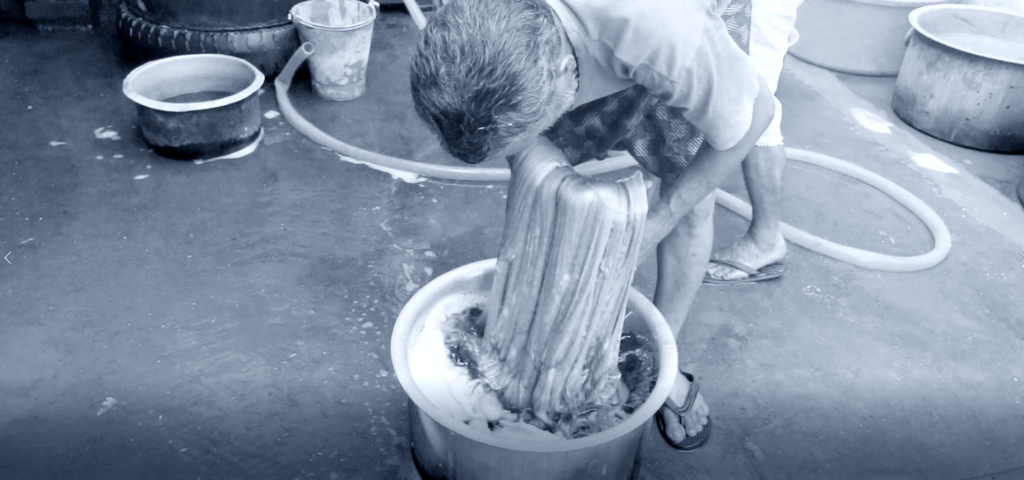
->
<box><xmin>410</xmin><ymin>0</ymin><xmax>774</xmax><ymax>451</ymax></box>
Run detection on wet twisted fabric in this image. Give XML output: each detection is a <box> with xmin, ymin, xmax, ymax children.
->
<box><xmin>544</xmin><ymin>0</ymin><xmax>754</xmax><ymax>176</ymax></box>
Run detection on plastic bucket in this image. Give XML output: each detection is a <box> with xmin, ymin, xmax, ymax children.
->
<box><xmin>289</xmin><ymin>0</ymin><xmax>377</xmax><ymax>101</ymax></box>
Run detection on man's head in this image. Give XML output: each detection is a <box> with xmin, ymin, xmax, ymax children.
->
<box><xmin>410</xmin><ymin>0</ymin><xmax>577</xmax><ymax>164</ymax></box>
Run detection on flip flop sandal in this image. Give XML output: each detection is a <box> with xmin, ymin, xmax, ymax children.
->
<box><xmin>655</xmin><ymin>370</ymin><xmax>712</xmax><ymax>451</ymax></box>
<box><xmin>703</xmin><ymin>259</ymin><xmax>785</xmax><ymax>286</ymax></box>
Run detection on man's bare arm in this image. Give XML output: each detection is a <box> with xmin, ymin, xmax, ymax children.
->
<box><xmin>638</xmin><ymin>75</ymin><xmax>776</xmax><ymax>262</ymax></box>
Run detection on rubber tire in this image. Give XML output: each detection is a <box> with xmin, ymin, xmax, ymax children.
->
<box><xmin>116</xmin><ymin>1</ymin><xmax>299</xmax><ymax>78</ymax></box>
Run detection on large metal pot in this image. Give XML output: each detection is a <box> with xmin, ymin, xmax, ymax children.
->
<box><xmin>390</xmin><ymin>259</ymin><xmax>679</xmax><ymax>480</ymax></box>
<box><xmin>892</xmin><ymin>4</ymin><xmax>1024</xmax><ymax>153</ymax></box>
<box><xmin>789</xmin><ymin>0</ymin><xmax>944</xmax><ymax>76</ymax></box>
<box><xmin>123</xmin><ymin>54</ymin><xmax>264</xmax><ymax>160</ymax></box>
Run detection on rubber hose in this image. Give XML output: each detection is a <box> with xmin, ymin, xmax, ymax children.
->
<box><xmin>275</xmin><ymin>44</ymin><xmax>951</xmax><ymax>272</ymax></box>
<box><xmin>715</xmin><ymin>148</ymin><xmax>951</xmax><ymax>272</ymax></box>
<box><xmin>402</xmin><ymin>0</ymin><xmax>427</xmax><ymax>30</ymax></box>
<box><xmin>274</xmin><ymin>43</ymin><xmax>638</xmax><ymax>182</ymax></box>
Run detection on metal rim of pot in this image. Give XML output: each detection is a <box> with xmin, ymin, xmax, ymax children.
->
<box><xmin>390</xmin><ymin>258</ymin><xmax>680</xmax><ymax>454</ymax></box>
<box><xmin>122</xmin><ymin>53</ymin><xmax>265</xmax><ymax>113</ymax></box>
<box><xmin>909</xmin><ymin>3</ymin><xmax>1024</xmax><ymax>66</ymax></box>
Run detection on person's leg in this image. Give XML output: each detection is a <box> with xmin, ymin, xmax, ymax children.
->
<box><xmin>653</xmin><ymin>183</ymin><xmax>716</xmax><ymax>442</ymax></box>
<box><xmin>655</xmin><ymin>192</ymin><xmax>716</xmax><ymax>337</ymax></box>
<box><xmin>707</xmin><ymin>0</ymin><xmax>802</xmax><ymax>281</ymax></box>
<box><xmin>706</xmin><ymin>145</ymin><xmax>788</xmax><ymax>281</ymax></box>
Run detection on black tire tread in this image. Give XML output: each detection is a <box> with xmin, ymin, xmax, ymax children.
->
<box><xmin>116</xmin><ymin>1</ymin><xmax>299</xmax><ymax>78</ymax></box>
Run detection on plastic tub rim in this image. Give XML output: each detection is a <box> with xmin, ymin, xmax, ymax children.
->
<box><xmin>122</xmin><ymin>53</ymin><xmax>265</xmax><ymax>113</ymax></box>
<box><xmin>909</xmin><ymin>3</ymin><xmax>1024</xmax><ymax>66</ymax></box>
<box><xmin>390</xmin><ymin>258</ymin><xmax>679</xmax><ymax>454</ymax></box>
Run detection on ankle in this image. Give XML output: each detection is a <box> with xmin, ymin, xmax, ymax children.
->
<box><xmin>745</xmin><ymin>224</ymin><xmax>782</xmax><ymax>246</ymax></box>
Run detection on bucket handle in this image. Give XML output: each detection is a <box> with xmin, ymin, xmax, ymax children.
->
<box><xmin>904</xmin><ymin>27</ymin><xmax>915</xmax><ymax>47</ymax></box>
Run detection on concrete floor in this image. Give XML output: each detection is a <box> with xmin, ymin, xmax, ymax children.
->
<box><xmin>2</xmin><ymin>9</ymin><xmax>1024</xmax><ymax>480</ymax></box>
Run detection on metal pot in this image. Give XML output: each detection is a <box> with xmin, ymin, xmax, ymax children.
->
<box><xmin>390</xmin><ymin>259</ymin><xmax>679</xmax><ymax>480</ymax></box>
<box><xmin>789</xmin><ymin>0</ymin><xmax>944</xmax><ymax>76</ymax></box>
<box><xmin>123</xmin><ymin>54</ymin><xmax>264</xmax><ymax>160</ymax></box>
<box><xmin>893</xmin><ymin>4</ymin><xmax>1024</xmax><ymax>153</ymax></box>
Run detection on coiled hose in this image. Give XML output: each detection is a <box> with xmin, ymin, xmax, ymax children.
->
<box><xmin>275</xmin><ymin>43</ymin><xmax>951</xmax><ymax>272</ymax></box>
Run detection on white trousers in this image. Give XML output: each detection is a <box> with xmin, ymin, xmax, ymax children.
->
<box><xmin>750</xmin><ymin>0</ymin><xmax>804</xmax><ymax>146</ymax></box>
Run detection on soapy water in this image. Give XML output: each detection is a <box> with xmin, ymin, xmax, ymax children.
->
<box><xmin>409</xmin><ymin>295</ymin><xmax>657</xmax><ymax>441</ymax></box>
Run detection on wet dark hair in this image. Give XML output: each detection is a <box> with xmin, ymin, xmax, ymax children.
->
<box><xmin>410</xmin><ymin>0</ymin><xmax>563</xmax><ymax>164</ymax></box>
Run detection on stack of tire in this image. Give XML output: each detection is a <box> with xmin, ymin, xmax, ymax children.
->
<box><xmin>116</xmin><ymin>0</ymin><xmax>299</xmax><ymax>78</ymax></box>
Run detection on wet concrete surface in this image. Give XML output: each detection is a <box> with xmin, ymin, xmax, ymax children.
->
<box><xmin>2</xmin><ymin>8</ymin><xmax>1023</xmax><ymax>480</ymax></box>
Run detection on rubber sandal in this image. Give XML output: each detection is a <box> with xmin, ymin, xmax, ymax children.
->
<box><xmin>703</xmin><ymin>259</ymin><xmax>785</xmax><ymax>285</ymax></box>
<box><xmin>655</xmin><ymin>370</ymin><xmax>712</xmax><ymax>451</ymax></box>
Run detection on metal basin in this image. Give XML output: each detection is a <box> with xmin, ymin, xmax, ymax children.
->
<box><xmin>790</xmin><ymin>0</ymin><xmax>944</xmax><ymax>77</ymax></box>
<box><xmin>893</xmin><ymin>4</ymin><xmax>1024</xmax><ymax>153</ymax></box>
<box><xmin>390</xmin><ymin>259</ymin><xmax>679</xmax><ymax>480</ymax></box>
<box><xmin>123</xmin><ymin>54</ymin><xmax>264</xmax><ymax>160</ymax></box>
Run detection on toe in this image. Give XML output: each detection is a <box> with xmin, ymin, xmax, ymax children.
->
<box><xmin>720</xmin><ymin>267</ymin><xmax>748</xmax><ymax>281</ymax></box>
<box><xmin>697</xmin><ymin>399</ymin><xmax>710</xmax><ymax>417</ymax></box>
<box><xmin>661</xmin><ymin>406</ymin><xmax>686</xmax><ymax>443</ymax></box>
<box><xmin>707</xmin><ymin>262</ymin><xmax>748</xmax><ymax>281</ymax></box>
<box><xmin>682</xmin><ymin>394</ymin><xmax>710</xmax><ymax>437</ymax></box>
<box><xmin>684</xmin><ymin>413</ymin><xmax>705</xmax><ymax>437</ymax></box>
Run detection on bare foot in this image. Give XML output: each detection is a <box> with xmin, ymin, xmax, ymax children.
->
<box><xmin>659</xmin><ymin>370</ymin><xmax>709</xmax><ymax>443</ymax></box>
<box><xmin>706</xmin><ymin>229</ymin><xmax>787</xmax><ymax>282</ymax></box>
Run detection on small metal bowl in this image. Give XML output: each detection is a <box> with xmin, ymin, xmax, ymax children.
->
<box><xmin>123</xmin><ymin>54</ymin><xmax>265</xmax><ymax>160</ymax></box>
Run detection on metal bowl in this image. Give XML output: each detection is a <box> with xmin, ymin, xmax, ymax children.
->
<box><xmin>789</xmin><ymin>0</ymin><xmax>944</xmax><ymax>77</ymax></box>
<box><xmin>390</xmin><ymin>259</ymin><xmax>679</xmax><ymax>480</ymax></box>
<box><xmin>123</xmin><ymin>54</ymin><xmax>264</xmax><ymax>160</ymax></box>
<box><xmin>893</xmin><ymin>4</ymin><xmax>1024</xmax><ymax>153</ymax></box>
